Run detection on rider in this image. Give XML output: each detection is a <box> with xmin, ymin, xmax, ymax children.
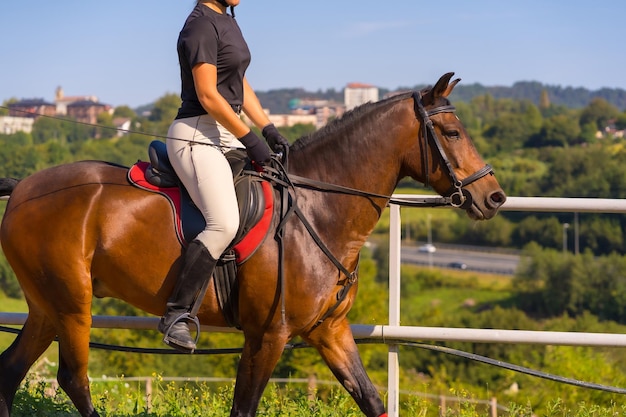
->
<box><xmin>158</xmin><ymin>0</ymin><xmax>289</xmax><ymax>353</ymax></box>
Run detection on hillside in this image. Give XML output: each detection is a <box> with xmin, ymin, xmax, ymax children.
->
<box><xmin>254</xmin><ymin>82</ymin><xmax>626</xmax><ymax>114</ymax></box>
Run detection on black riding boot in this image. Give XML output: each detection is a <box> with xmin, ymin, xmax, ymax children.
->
<box><xmin>158</xmin><ymin>239</ymin><xmax>217</xmax><ymax>353</ymax></box>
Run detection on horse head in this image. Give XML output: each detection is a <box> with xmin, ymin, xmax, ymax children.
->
<box><xmin>404</xmin><ymin>72</ymin><xmax>506</xmax><ymax>220</ymax></box>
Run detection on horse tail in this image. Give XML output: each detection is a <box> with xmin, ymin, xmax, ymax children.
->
<box><xmin>0</xmin><ymin>178</ymin><xmax>19</xmax><ymax>199</ymax></box>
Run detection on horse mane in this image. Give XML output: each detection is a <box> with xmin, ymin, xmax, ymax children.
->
<box><xmin>290</xmin><ymin>91</ymin><xmax>415</xmax><ymax>151</ymax></box>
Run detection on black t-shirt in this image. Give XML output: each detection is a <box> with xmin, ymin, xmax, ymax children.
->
<box><xmin>176</xmin><ymin>3</ymin><xmax>251</xmax><ymax>119</ymax></box>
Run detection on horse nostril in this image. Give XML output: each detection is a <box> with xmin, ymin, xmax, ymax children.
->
<box><xmin>488</xmin><ymin>190</ymin><xmax>507</xmax><ymax>208</ymax></box>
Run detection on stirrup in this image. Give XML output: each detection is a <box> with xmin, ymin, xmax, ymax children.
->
<box><xmin>162</xmin><ymin>312</ymin><xmax>201</xmax><ymax>353</ymax></box>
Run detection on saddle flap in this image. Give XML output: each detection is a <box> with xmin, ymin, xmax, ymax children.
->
<box><xmin>232</xmin><ymin>175</ymin><xmax>266</xmax><ymax>244</ymax></box>
<box><xmin>225</xmin><ymin>149</ymin><xmax>249</xmax><ymax>178</ymax></box>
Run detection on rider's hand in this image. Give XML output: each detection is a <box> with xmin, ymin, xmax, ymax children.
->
<box><xmin>238</xmin><ymin>131</ymin><xmax>271</xmax><ymax>165</ymax></box>
<box><xmin>262</xmin><ymin>124</ymin><xmax>290</xmax><ymax>154</ymax></box>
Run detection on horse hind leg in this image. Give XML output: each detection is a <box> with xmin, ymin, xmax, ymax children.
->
<box><xmin>0</xmin><ymin>309</ymin><xmax>56</xmax><ymax>417</ymax></box>
<box><xmin>303</xmin><ymin>318</ymin><xmax>387</xmax><ymax>417</ymax></box>
<box><xmin>54</xmin><ymin>311</ymin><xmax>99</xmax><ymax>417</ymax></box>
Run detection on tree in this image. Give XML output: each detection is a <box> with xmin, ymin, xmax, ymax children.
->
<box><xmin>0</xmin><ymin>142</ymin><xmax>42</xmax><ymax>178</ymax></box>
<box><xmin>0</xmin><ymin>99</ymin><xmax>18</xmax><ymax>116</ymax></box>
<box><xmin>149</xmin><ymin>93</ymin><xmax>180</xmax><ymax>123</ymax></box>
<box><xmin>539</xmin><ymin>89</ymin><xmax>551</xmax><ymax>109</ymax></box>
<box><xmin>143</xmin><ymin>93</ymin><xmax>181</xmax><ymax>138</ymax></box>
<box><xmin>490</xmin><ymin>154</ymin><xmax>545</xmax><ymax>196</ymax></box>
<box><xmin>0</xmin><ymin>250</ymin><xmax>21</xmax><ymax>298</ymax></box>
<box><xmin>616</xmin><ymin>111</ymin><xmax>626</xmax><ymax>130</ymax></box>
<box><xmin>113</xmin><ymin>105</ymin><xmax>136</xmax><ymax>119</ymax></box>
<box><xmin>31</xmin><ymin>116</ymin><xmax>68</xmax><ymax>144</ymax></box>
<box><xmin>579</xmin><ymin>216</ymin><xmax>624</xmax><ymax>254</ymax></box>
<box><xmin>0</xmin><ymin>131</ymin><xmax>32</xmax><ymax>147</ymax></box>
<box><xmin>482</xmin><ymin>101</ymin><xmax>542</xmax><ymax>152</ymax></box>
<box><xmin>460</xmin><ymin>215</ymin><xmax>513</xmax><ymax>247</ymax></box>
<box><xmin>512</xmin><ymin>216</ymin><xmax>563</xmax><ymax>249</ymax></box>
<box><xmin>526</xmin><ymin>114</ymin><xmax>581</xmax><ymax>147</ymax></box>
<box><xmin>579</xmin><ymin>98</ymin><xmax>620</xmax><ymax>131</ymax></box>
<box><xmin>96</xmin><ymin>111</ymin><xmax>116</xmax><ymax>139</ymax></box>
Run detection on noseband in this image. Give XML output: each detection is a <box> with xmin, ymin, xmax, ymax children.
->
<box><xmin>412</xmin><ymin>91</ymin><xmax>494</xmax><ymax>208</ymax></box>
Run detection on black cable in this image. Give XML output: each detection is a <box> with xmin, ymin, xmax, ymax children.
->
<box><xmin>1</xmin><ymin>105</ymin><xmax>196</xmax><ymax>145</ymax></box>
<box><xmin>374</xmin><ymin>339</ymin><xmax>626</xmax><ymax>395</ymax></box>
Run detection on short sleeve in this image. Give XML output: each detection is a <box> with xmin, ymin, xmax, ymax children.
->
<box><xmin>179</xmin><ymin>16</ymin><xmax>218</xmax><ymax>68</ymax></box>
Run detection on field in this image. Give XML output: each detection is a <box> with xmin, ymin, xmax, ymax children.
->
<box><xmin>9</xmin><ymin>376</ymin><xmax>626</xmax><ymax>416</ymax></box>
<box><xmin>3</xmin><ymin>263</ymin><xmax>626</xmax><ymax>415</ymax></box>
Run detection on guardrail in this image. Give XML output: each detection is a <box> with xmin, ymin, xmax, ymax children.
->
<box><xmin>384</xmin><ymin>195</ymin><xmax>626</xmax><ymax>416</ymax></box>
<box><xmin>2</xmin><ymin>196</ymin><xmax>626</xmax><ymax>416</ymax></box>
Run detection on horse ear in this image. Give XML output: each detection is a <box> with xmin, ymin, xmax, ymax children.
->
<box><xmin>433</xmin><ymin>72</ymin><xmax>455</xmax><ymax>97</ymax></box>
<box><xmin>423</xmin><ymin>72</ymin><xmax>455</xmax><ymax>105</ymax></box>
<box><xmin>442</xmin><ymin>77</ymin><xmax>461</xmax><ymax>98</ymax></box>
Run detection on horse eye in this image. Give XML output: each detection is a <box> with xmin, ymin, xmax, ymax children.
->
<box><xmin>446</xmin><ymin>130</ymin><xmax>460</xmax><ymax>140</ymax></box>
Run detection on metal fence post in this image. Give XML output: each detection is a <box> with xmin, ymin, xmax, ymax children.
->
<box><xmin>388</xmin><ymin>203</ymin><xmax>401</xmax><ymax>417</ymax></box>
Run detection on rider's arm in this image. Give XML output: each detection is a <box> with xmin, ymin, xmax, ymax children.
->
<box><xmin>192</xmin><ymin>62</ymin><xmax>252</xmax><ymax>137</ymax></box>
<box><xmin>242</xmin><ymin>77</ymin><xmax>273</xmax><ymax>130</ymax></box>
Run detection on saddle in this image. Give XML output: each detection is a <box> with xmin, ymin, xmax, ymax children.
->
<box><xmin>127</xmin><ymin>140</ymin><xmax>275</xmax><ymax>327</ymax></box>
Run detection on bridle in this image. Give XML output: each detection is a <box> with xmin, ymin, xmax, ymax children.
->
<box><xmin>412</xmin><ymin>91</ymin><xmax>494</xmax><ymax>209</ymax></box>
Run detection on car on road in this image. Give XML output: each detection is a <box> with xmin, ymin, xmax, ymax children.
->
<box><xmin>418</xmin><ymin>243</ymin><xmax>436</xmax><ymax>253</ymax></box>
<box><xmin>448</xmin><ymin>261</ymin><xmax>467</xmax><ymax>270</ymax></box>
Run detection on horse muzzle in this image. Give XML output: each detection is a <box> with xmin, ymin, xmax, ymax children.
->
<box><xmin>463</xmin><ymin>188</ymin><xmax>507</xmax><ymax>220</ymax></box>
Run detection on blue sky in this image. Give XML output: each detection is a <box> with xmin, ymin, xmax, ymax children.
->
<box><xmin>1</xmin><ymin>1</ymin><xmax>624</xmax><ymax>108</ymax></box>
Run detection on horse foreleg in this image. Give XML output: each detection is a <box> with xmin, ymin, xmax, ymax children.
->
<box><xmin>230</xmin><ymin>332</ymin><xmax>288</xmax><ymax>417</ymax></box>
<box><xmin>0</xmin><ymin>310</ymin><xmax>56</xmax><ymax>417</ymax></box>
<box><xmin>304</xmin><ymin>319</ymin><xmax>387</xmax><ymax>417</ymax></box>
<box><xmin>55</xmin><ymin>314</ymin><xmax>99</xmax><ymax>417</ymax></box>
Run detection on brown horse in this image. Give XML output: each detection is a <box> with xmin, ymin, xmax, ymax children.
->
<box><xmin>0</xmin><ymin>73</ymin><xmax>505</xmax><ymax>417</ymax></box>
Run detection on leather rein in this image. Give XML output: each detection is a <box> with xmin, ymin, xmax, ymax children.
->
<box><xmin>273</xmin><ymin>91</ymin><xmax>494</xmax><ymax>208</ymax></box>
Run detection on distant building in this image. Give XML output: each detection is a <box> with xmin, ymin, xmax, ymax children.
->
<box><xmin>289</xmin><ymin>98</ymin><xmax>345</xmax><ymax>128</ymax></box>
<box><xmin>113</xmin><ymin>117</ymin><xmax>132</xmax><ymax>137</ymax></box>
<box><xmin>314</xmin><ymin>104</ymin><xmax>344</xmax><ymax>128</ymax></box>
<box><xmin>55</xmin><ymin>86</ymin><xmax>98</xmax><ymax>115</ymax></box>
<box><xmin>242</xmin><ymin>108</ymin><xmax>320</xmax><ymax>129</ymax></box>
<box><xmin>344</xmin><ymin>83</ymin><xmax>379</xmax><ymax>111</ymax></box>
<box><xmin>6</xmin><ymin>87</ymin><xmax>112</xmax><ymax>135</ymax></box>
<box><xmin>0</xmin><ymin>116</ymin><xmax>35</xmax><ymax>134</ymax></box>
<box><xmin>67</xmin><ymin>100</ymin><xmax>111</xmax><ymax>125</ymax></box>
<box><xmin>596</xmin><ymin>119</ymin><xmax>625</xmax><ymax>139</ymax></box>
<box><xmin>266</xmin><ymin>113</ymin><xmax>318</xmax><ymax>128</ymax></box>
<box><xmin>8</xmin><ymin>98</ymin><xmax>56</xmax><ymax>118</ymax></box>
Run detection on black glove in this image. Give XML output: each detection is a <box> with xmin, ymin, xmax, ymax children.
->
<box><xmin>262</xmin><ymin>124</ymin><xmax>290</xmax><ymax>153</ymax></box>
<box><xmin>238</xmin><ymin>130</ymin><xmax>271</xmax><ymax>164</ymax></box>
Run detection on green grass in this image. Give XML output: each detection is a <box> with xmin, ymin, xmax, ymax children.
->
<box><xmin>10</xmin><ymin>378</ymin><xmax>626</xmax><ymax>416</ymax></box>
<box><xmin>398</xmin><ymin>264</ymin><xmax>515</xmax><ymax>322</ymax></box>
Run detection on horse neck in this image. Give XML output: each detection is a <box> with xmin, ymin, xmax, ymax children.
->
<box><xmin>288</xmin><ymin>98</ymin><xmax>417</xmax><ymax>248</ymax></box>
<box><xmin>290</xmin><ymin>98</ymin><xmax>415</xmax><ymax>196</ymax></box>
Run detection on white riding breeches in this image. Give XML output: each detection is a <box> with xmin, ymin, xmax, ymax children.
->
<box><xmin>166</xmin><ymin>114</ymin><xmax>245</xmax><ymax>259</ymax></box>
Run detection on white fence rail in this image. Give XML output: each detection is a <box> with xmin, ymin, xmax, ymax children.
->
<box><xmin>384</xmin><ymin>195</ymin><xmax>626</xmax><ymax>416</ymax></box>
<box><xmin>1</xmin><ymin>196</ymin><xmax>626</xmax><ymax>416</ymax></box>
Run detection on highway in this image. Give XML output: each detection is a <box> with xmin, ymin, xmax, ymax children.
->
<box><xmin>401</xmin><ymin>244</ymin><xmax>521</xmax><ymax>275</ymax></box>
